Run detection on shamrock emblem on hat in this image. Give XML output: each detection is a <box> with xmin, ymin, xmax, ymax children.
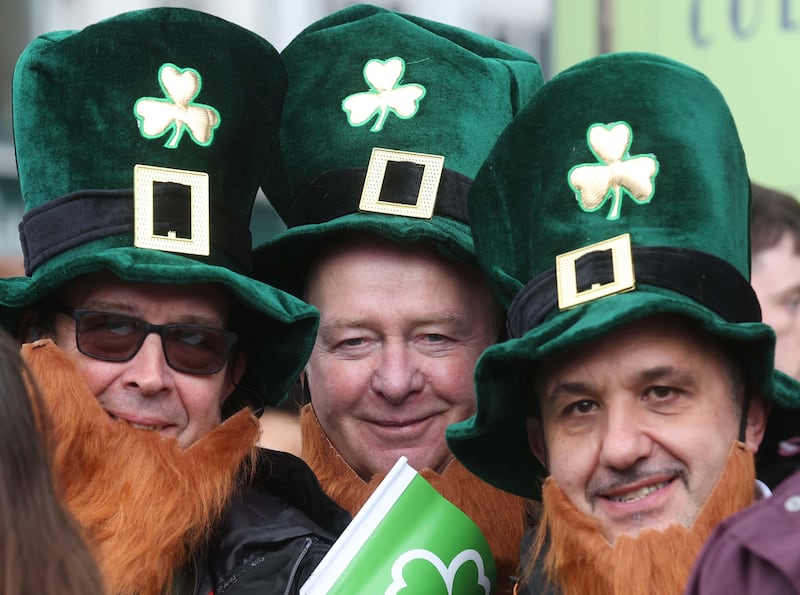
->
<box><xmin>342</xmin><ymin>57</ymin><xmax>426</xmax><ymax>132</ymax></box>
<box><xmin>386</xmin><ymin>548</ymin><xmax>492</xmax><ymax>595</ymax></box>
<box><xmin>134</xmin><ymin>63</ymin><xmax>221</xmax><ymax>149</ymax></box>
<box><xmin>568</xmin><ymin>121</ymin><xmax>659</xmax><ymax>220</ymax></box>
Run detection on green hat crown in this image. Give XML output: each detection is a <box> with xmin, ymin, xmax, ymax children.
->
<box><xmin>469</xmin><ymin>52</ymin><xmax>755</xmax><ymax>310</ymax></box>
<box><xmin>4</xmin><ymin>7</ymin><xmax>318</xmax><ymax>408</ymax></box>
<box><xmin>253</xmin><ymin>3</ymin><xmax>543</xmax><ymax>294</ymax></box>
<box><xmin>446</xmin><ymin>52</ymin><xmax>792</xmax><ymax>498</ymax></box>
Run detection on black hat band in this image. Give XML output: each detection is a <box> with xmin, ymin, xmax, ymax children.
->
<box><xmin>283</xmin><ymin>163</ymin><xmax>471</xmax><ymax>228</ymax></box>
<box><xmin>19</xmin><ymin>189</ymin><xmax>252</xmax><ymax>276</ymax></box>
<box><xmin>506</xmin><ymin>244</ymin><xmax>762</xmax><ymax>339</ymax></box>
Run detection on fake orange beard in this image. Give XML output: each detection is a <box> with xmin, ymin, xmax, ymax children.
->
<box><xmin>21</xmin><ymin>339</ymin><xmax>259</xmax><ymax>595</ymax></box>
<box><xmin>301</xmin><ymin>405</ymin><xmax>527</xmax><ymax>595</ymax></box>
<box><xmin>527</xmin><ymin>441</ymin><xmax>755</xmax><ymax>595</ymax></box>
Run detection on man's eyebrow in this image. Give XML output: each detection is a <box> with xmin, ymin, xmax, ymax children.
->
<box><xmin>543</xmin><ymin>366</ymin><xmax>698</xmax><ymax>404</ymax></box>
<box><xmin>76</xmin><ymin>300</ymin><xmax>225</xmax><ymax>326</ymax></box>
<box><xmin>319</xmin><ymin>313</ymin><xmax>465</xmax><ymax>331</ymax></box>
<box><xmin>776</xmin><ymin>284</ymin><xmax>800</xmax><ymax>298</ymax></box>
<box><xmin>177</xmin><ymin>313</ymin><xmax>226</xmax><ymax>326</ymax></box>
<box><xmin>636</xmin><ymin>366</ymin><xmax>697</xmax><ymax>387</ymax></box>
<box><xmin>75</xmin><ymin>299</ymin><xmax>139</xmax><ymax>315</ymax></box>
<box><xmin>317</xmin><ymin>318</ymin><xmax>368</xmax><ymax>332</ymax></box>
<box><xmin>544</xmin><ymin>381</ymin><xmax>596</xmax><ymax>405</ymax></box>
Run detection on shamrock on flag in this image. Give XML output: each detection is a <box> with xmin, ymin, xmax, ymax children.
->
<box><xmin>301</xmin><ymin>457</ymin><xmax>496</xmax><ymax>595</ymax></box>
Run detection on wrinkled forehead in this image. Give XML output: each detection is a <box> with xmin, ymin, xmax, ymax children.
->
<box><xmin>531</xmin><ymin>313</ymin><xmax>743</xmax><ymax>405</ymax></box>
<box><xmin>306</xmin><ymin>232</ymin><xmax>482</xmax><ymax>293</ymax></box>
<box><xmin>55</xmin><ymin>270</ymin><xmax>232</xmax><ymax>321</ymax></box>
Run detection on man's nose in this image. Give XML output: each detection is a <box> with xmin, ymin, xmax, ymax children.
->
<box><xmin>598</xmin><ymin>402</ymin><xmax>653</xmax><ymax>470</ymax></box>
<box><xmin>121</xmin><ymin>333</ymin><xmax>173</xmax><ymax>395</ymax></box>
<box><xmin>371</xmin><ymin>342</ymin><xmax>424</xmax><ymax>403</ymax></box>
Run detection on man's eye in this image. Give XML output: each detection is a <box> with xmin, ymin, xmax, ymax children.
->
<box><xmin>565</xmin><ymin>400</ymin><xmax>595</xmax><ymax>415</ymax></box>
<box><xmin>341</xmin><ymin>338</ymin><xmax>365</xmax><ymax>347</ymax></box>
<box><xmin>423</xmin><ymin>334</ymin><xmax>446</xmax><ymax>343</ymax></box>
<box><xmin>105</xmin><ymin>319</ymin><xmax>137</xmax><ymax>336</ymax></box>
<box><xmin>176</xmin><ymin>331</ymin><xmax>206</xmax><ymax>347</ymax></box>
<box><xmin>783</xmin><ymin>296</ymin><xmax>800</xmax><ymax>311</ymax></box>
<box><xmin>648</xmin><ymin>386</ymin><xmax>675</xmax><ymax>399</ymax></box>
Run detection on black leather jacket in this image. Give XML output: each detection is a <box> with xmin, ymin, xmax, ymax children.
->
<box><xmin>192</xmin><ymin>448</ymin><xmax>351</xmax><ymax>595</ymax></box>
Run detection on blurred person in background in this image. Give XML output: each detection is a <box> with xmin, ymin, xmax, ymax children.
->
<box><xmin>749</xmin><ymin>183</ymin><xmax>800</xmax><ymax>488</ymax></box>
<box><xmin>751</xmin><ymin>183</ymin><xmax>800</xmax><ymax>382</ymax></box>
<box><xmin>0</xmin><ymin>256</ymin><xmax>23</xmax><ymax>277</ymax></box>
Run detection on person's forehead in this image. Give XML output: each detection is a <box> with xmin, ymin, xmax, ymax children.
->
<box><xmin>536</xmin><ymin>315</ymin><xmax>729</xmax><ymax>386</ymax></box>
<box><xmin>308</xmin><ymin>235</ymin><xmax>478</xmax><ymax>293</ymax></box>
<box><xmin>753</xmin><ymin>232</ymin><xmax>800</xmax><ymax>270</ymax></box>
<box><xmin>320</xmin><ymin>234</ymin><xmax>450</xmax><ymax>268</ymax></box>
<box><xmin>57</xmin><ymin>271</ymin><xmax>230</xmax><ymax>317</ymax></box>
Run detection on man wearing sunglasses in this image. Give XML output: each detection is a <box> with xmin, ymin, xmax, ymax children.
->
<box><xmin>45</xmin><ymin>275</ymin><xmax>242</xmax><ymax>449</ymax></box>
<box><xmin>0</xmin><ymin>8</ymin><xmax>348</xmax><ymax>594</ymax></box>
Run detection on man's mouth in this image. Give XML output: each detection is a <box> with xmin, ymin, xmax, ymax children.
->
<box><xmin>605</xmin><ymin>480</ymin><xmax>672</xmax><ymax>503</ymax></box>
<box><xmin>129</xmin><ymin>422</ymin><xmax>163</xmax><ymax>431</ymax></box>
<box><xmin>108</xmin><ymin>412</ymin><xmax>165</xmax><ymax>432</ymax></box>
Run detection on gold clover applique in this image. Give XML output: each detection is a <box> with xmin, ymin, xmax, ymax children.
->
<box><xmin>134</xmin><ymin>63</ymin><xmax>221</xmax><ymax>149</ymax></box>
<box><xmin>568</xmin><ymin>122</ymin><xmax>659</xmax><ymax>220</ymax></box>
<box><xmin>342</xmin><ymin>57</ymin><xmax>426</xmax><ymax>132</ymax></box>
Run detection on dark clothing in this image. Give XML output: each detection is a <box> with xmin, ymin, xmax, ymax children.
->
<box><xmin>684</xmin><ymin>470</ymin><xmax>800</xmax><ymax>595</ymax></box>
<box><xmin>755</xmin><ymin>404</ymin><xmax>800</xmax><ymax>488</ymax></box>
<box><xmin>196</xmin><ymin>449</ymin><xmax>351</xmax><ymax>595</ymax></box>
<box><xmin>513</xmin><ymin>527</ymin><xmax>560</xmax><ymax>595</ymax></box>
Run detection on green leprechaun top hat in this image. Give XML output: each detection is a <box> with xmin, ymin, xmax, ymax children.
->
<box><xmin>252</xmin><ymin>3</ymin><xmax>543</xmax><ymax>295</ymax></box>
<box><xmin>0</xmin><ymin>7</ymin><xmax>319</xmax><ymax>409</ymax></box>
<box><xmin>446</xmin><ymin>52</ymin><xmax>800</xmax><ymax>499</ymax></box>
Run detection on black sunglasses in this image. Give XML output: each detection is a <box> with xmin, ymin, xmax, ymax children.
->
<box><xmin>54</xmin><ymin>305</ymin><xmax>238</xmax><ymax>375</ymax></box>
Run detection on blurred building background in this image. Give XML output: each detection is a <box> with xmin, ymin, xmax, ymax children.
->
<box><xmin>4</xmin><ymin>1</ymin><xmax>800</xmax><ymax>274</ymax></box>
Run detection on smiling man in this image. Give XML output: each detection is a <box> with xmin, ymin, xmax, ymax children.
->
<box><xmin>303</xmin><ymin>235</ymin><xmax>499</xmax><ymax>479</ymax></box>
<box><xmin>532</xmin><ymin>315</ymin><xmax>760</xmax><ymax>546</ymax></box>
<box><xmin>51</xmin><ymin>274</ymin><xmax>238</xmax><ymax>447</ymax></box>
<box><xmin>446</xmin><ymin>52</ymin><xmax>800</xmax><ymax>595</ymax></box>
<box><xmin>252</xmin><ymin>5</ymin><xmax>543</xmax><ymax>593</ymax></box>
<box><xmin>0</xmin><ymin>8</ymin><xmax>348</xmax><ymax>594</ymax></box>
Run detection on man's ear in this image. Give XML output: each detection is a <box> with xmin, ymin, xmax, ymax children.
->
<box><xmin>17</xmin><ymin>309</ymin><xmax>46</xmax><ymax>343</ymax></box>
<box><xmin>299</xmin><ymin>368</ymin><xmax>312</xmax><ymax>404</ymax></box>
<box><xmin>744</xmin><ymin>394</ymin><xmax>768</xmax><ymax>454</ymax></box>
<box><xmin>222</xmin><ymin>351</ymin><xmax>247</xmax><ymax>404</ymax></box>
<box><xmin>527</xmin><ymin>416</ymin><xmax>548</xmax><ymax>467</ymax></box>
<box><xmin>232</xmin><ymin>350</ymin><xmax>247</xmax><ymax>385</ymax></box>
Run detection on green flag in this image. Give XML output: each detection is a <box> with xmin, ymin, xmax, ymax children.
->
<box><xmin>301</xmin><ymin>456</ymin><xmax>497</xmax><ymax>594</ymax></box>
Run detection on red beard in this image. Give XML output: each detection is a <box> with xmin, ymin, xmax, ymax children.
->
<box><xmin>524</xmin><ymin>441</ymin><xmax>755</xmax><ymax>595</ymax></box>
<box><xmin>22</xmin><ymin>339</ymin><xmax>259</xmax><ymax>595</ymax></box>
<box><xmin>301</xmin><ymin>404</ymin><xmax>527</xmax><ymax>594</ymax></box>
